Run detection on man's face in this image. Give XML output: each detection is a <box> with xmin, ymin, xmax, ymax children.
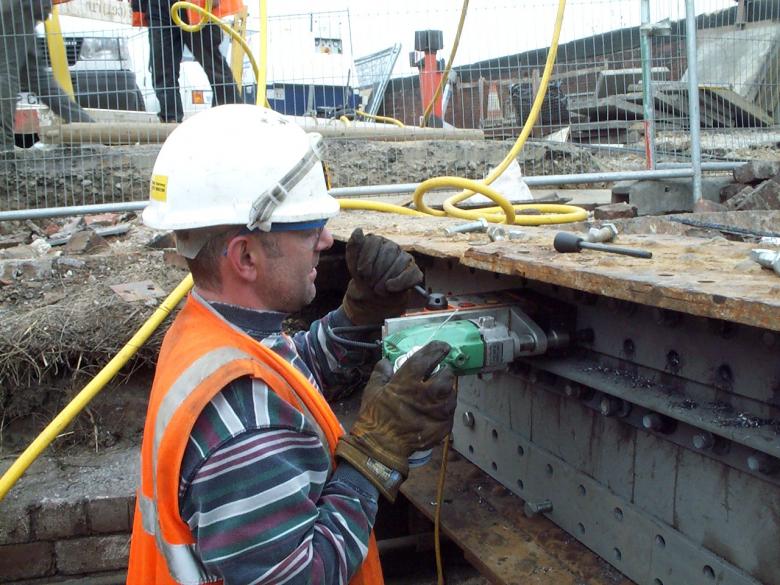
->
<box><xmin>254</xmin><ymin>226</ymin><xmax>334</xmax><ymax>312</ymax></box>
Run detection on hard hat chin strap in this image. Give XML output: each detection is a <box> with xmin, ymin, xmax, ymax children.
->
<box><xmin>248</xmin><ymin>135</ymin><xmax>325</xmax><ymax>231</ymax></box>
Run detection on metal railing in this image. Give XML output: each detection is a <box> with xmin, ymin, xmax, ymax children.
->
<box><xmin>2</xmin><ymin>0</ymin><xmax>776</xmax><ymax>218</ymax></box>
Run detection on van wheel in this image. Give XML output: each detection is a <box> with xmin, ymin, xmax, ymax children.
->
<box><xmin>14</xmin><ymin>133</ymin><xmax>38</xmax><ymax>149</ymax></box>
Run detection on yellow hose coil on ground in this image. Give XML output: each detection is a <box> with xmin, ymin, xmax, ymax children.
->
<box><xmin>412</xmin><ymin>0</ymin><xmax>573</xmax><ymax>226</ymax></box>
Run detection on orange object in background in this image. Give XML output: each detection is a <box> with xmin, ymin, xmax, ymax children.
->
<box><xmin>191</xmin><ymin>90</ymin><xmax>205</xmax><ymax>105</ymax></box>
<box><xmin>419</xmin><ymin>52</ymin><xmax>443</xmax><ymax>120</ymax></box>
<box><xmin>186</xmin><ymin>0</ymin><xmax>244</xmax><ymax>24</ymax></box>
<box><xmin>14</xmin><ymin>109</ymin><xmax>40</xmax><ymax>136</ymax></box>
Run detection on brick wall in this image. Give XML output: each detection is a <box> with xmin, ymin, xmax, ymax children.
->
<box><xmin>380</xmin><ymin>31</ymin><xmax>690</xmax><ymax>130</ymax></box>
<box><xmin>0</xmin><ymin>493</ymin><xmax>134</xmax><ymax>583</ymax></box>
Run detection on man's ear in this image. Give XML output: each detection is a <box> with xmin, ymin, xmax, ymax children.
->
<box><xmin>223</xmin><ymin>235</ymin><xmax>263</xmax><ymax>283</ymax></box>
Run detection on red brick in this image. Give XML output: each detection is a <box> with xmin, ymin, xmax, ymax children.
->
<box><xmin>593</xmin><ymin>202</ymin><xmax>637</xmax><ymax>220</ymax></box>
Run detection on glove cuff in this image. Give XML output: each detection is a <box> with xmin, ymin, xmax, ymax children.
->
<box><xmin>336</xmin><ymin>436</ymin><xmax>407</xmax><ymax>502</ymax></box>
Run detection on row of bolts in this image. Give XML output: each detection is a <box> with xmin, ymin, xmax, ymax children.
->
<box><xmin>444</xmin><ymin>217</ymin><xmax>618</xmax><ymax>244</ymax></box>
<box><xmin>463</xmin><ymin>387</ymin><xmax>778</xmax><ymax>519</ymax></box>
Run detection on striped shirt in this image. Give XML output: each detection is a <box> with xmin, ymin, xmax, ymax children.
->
<box><xmin>178</xmin><ymin>296</ymin><xmax>380</xmax><ymax>585</ymax></box>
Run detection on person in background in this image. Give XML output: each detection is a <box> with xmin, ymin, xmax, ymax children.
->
<box><xmin>0</xmin><ymin>0</ymin><xmax>93</xmax><ymax>153</ymax></box>
<box><xmin>127</xmin><ymin>104</ymin><xmax>458</xmax><ymax>584</ymax></box>
<box><xmin>130</xmin><ymin>0</ymin><xmax>242</xmax><ymax>123</ymax></box>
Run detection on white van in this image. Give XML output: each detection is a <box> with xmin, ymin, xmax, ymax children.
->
<box><xmin>15</xmin><ymin>13</ymin><xmax>222</xmax><ymax>141</ymax></box>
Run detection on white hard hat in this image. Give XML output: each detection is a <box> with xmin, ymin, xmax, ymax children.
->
<box><xmin>142</xmin><ymin>104</ymin><xmax>339</xmax><ymax>254</ymax></box>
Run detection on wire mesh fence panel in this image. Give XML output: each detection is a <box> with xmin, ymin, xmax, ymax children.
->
<box><xmin>0</xmin><ymin>0</ymin><xmax>777</xmax><ymax>214</ymax></box>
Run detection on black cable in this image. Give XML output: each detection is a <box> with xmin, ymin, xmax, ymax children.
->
<box><xmin>668</xmin><ymin>217</ymin><xmax>780</xmax><ymax>239</ymax></box>
<box><xmin>325</xmin><ymin>324</ymin><xmax>382</xmax><ymax>350</ymax></box>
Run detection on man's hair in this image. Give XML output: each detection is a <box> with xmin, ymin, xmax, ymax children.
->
<box><xmin>185</xmin><ymin>229</ymin><xmax>283</xmax><ymax>291</ymax></box>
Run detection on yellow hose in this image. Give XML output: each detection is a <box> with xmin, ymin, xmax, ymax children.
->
<box><xmin>413</xmin><ymin>0</ymin><xmax>568</xmax><ymax>225</ymax></box>
<box><xmin>338</xmin><ymin>199</ymin><xmax>426</xmax><ymax>217</ymax></box>
<box><xmin>354</xmin><ymin>109</ymin><xmax>405</xmax><ymax>127</ymax></box>
<box><xmin>257</xmin><ymin>0</ymin><xmax>267</xmax><ymax>103</ymax></box>
<box><xmin>421</xmin><ymin>0</ymin><xmax>469</xmax><ymax>128</ymax></box>
<box><xmin>0</xmin><ymin>0</ymin><xmax>574</xmax><ymax>503</ymax></box>
<box><xmin>0</xmin><ymin>275</ymin><xmax>194</xmax><ymax>502</ymax></box>
<box><xmin>171</xmin><ymin>0</ymin><xmax>269</xmax><ymax>107</ymax></box>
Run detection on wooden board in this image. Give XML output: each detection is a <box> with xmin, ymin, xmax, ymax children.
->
<box><xmin>328</xmin><ymin>211</ymin><xmax>780</xmax><ymax>331</ymax></box>
<box><xmin>401</xmin><ymin>447</ymin><xmax>634</xmax><ymax>585</ymax></box>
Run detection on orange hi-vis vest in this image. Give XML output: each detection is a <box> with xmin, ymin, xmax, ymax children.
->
<box><xmin>126</xmin><ymin>294</ymin><xmax>384</xmax><ymax>585</ymax></box>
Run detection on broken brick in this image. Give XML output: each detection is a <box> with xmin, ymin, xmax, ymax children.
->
<box><xmin>63</xmin><ymin>230</ymin><xmax>109</xmax><ymax>254</ymax></box>
<box><xmin>730</xmin><ymin>178</ymin><xmax>780</xmax><ymax>211</ymax></box>
<box><xmin>719</xmin><ymin>183</ymin><xmax>752</xmax><ymax>203</ymax></box>
<box><xmin>593</xmin><ymin>202</ymin><xmax>637</xmax><ymax>220</ymax></box>
<box><xmin>84</xmin><ymin>213</ymin><xmax>121</xmax><ymax>227</ymax></box>
<box><xmin>732</xmin><ymin>160</ymin><xmax>780</xmax><ymax>184</ymax></box>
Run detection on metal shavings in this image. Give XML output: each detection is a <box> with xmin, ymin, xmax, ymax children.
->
<box><xmin>583</xmin><ymin>365</ymin><xmax>656</xmax><ymax>390</ymax></box>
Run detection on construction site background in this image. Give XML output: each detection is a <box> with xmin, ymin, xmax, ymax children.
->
<box><xmin>1</xmin><ymin>1</ymin><xmax>780</xmax><ymax>584</ymax></box>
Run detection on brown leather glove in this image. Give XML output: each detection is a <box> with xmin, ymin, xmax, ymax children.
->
<box><xmin>335</xmin><ymin>341</ymin><xmax>457</xmax><ymax>501</ymax></box>
<box><xmin>342</xmin><ymin>228</ymin><xmax>423</xmax><ymax>325</ymax></box>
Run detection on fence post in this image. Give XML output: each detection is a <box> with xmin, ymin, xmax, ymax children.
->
<box><xmin>639</xmin><ymin>0</ymin><xmax>656</xmax><ymax>169</ymax></box>
<box><xmin>685</xmin><ymin>0</ymin><xmax>703</xmax><ymax>205</ymax></box>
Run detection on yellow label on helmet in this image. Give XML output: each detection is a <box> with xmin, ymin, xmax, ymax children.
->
<box><xmin>150</xmin><ymin>175</ymin><xmax>168</xmax><ymax>202</ymax></box>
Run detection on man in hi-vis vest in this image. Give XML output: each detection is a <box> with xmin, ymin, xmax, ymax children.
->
<box><xmin>127</xmin><ymin>104</ymin><xmax>457</xmax><ymax>585</ymax></box>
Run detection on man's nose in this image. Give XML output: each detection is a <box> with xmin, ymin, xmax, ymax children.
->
<box><xmin>316</xmin><ymin>227</ymin><xmax>334</xmax><ymax>252</ymax></box>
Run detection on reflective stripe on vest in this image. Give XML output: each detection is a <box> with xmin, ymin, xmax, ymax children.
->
<box><xmin>129</xmin><ymin>294</ymin><xmax>384</xmax><ymax>585</ymax></box>
<box><xmin>139</xmin><ymin>346</ymin><xmax>251</xmax><ymax>584</ymax></box>
<box><xmin>139</xmin><ymin>492</ymin><xmax>215</xmax><ymax>584</ymax></box>
<box><xmin>152</xmin><ymin>346</ymin><xmax>250</xmax><ymax>473</ymax></box>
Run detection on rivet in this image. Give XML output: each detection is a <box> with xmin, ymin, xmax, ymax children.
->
<box><xmin>665</xmin><ymin>350</ymin><xmax>681</xmax><ymax>373</ymax></box>
<box><xmin>747</xmin><ymin>452</ymin><xmax>779</xmax><ymax>475</ymax></box>
<box><xmin>462</xmin><ymin>411</ymin><xmax>476</xmax><ymax>428</ymax></box>
<box><xmin>692</xmin><ymin>432</ymin><xmax>715</xmax><ymax>450</ymax></box>
<box><xmin>716</xmin><ymin>364</ymin><xmax>733</xmax><ymax>388</ymax></box>
<box><xmin>642</xmin><ymin>413</ymin><xmax>676</xmax><ymax>434</ymax></box>
<box><xmin>600</xmin><ymin>396</ymin><xmax>629</xmax><ymax>417</ymax></box>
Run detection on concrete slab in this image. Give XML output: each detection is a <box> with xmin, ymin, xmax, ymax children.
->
<box><xmin>621</xmin><ymin>177</ymin><xmax>733</xmax><ymax>215</ymax></box>
<box><xmin>594</xmin><ymin>67</ymin><xmax>670</xmax><ymax>99</ymax></box>
<box><xmin>689</xmin><ymin>21</ymin><xmax>780</xmax><ymax>105</ymax></box>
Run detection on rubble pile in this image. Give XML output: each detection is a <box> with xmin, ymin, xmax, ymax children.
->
<box><xmin>722</xmin><ymin>160</ymin><xmax>780</xmax><ymax>211</ymax></box>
